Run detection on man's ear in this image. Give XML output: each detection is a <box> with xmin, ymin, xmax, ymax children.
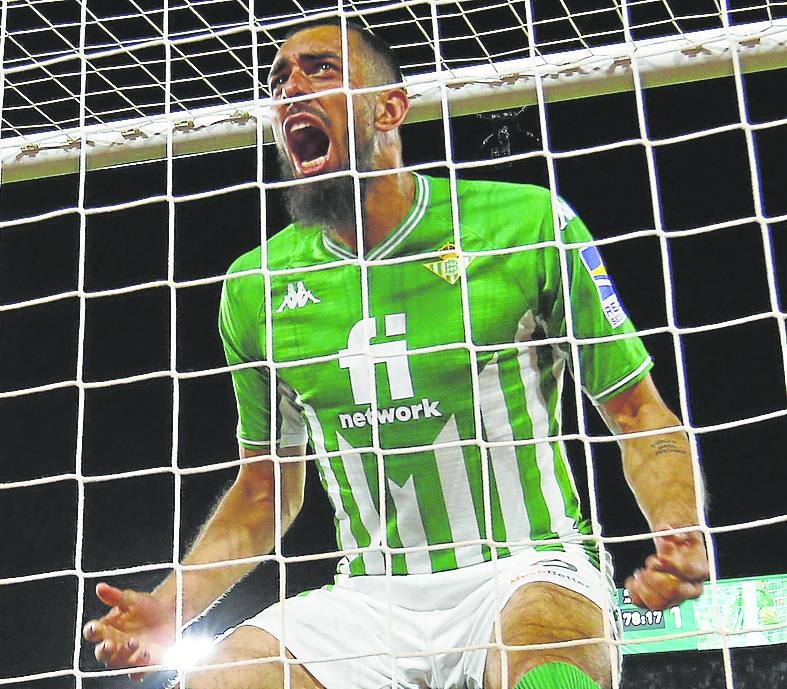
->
<box><xmin>374</xmin><ymin>88</ymin><xmax>409</xmax><ymax>132</ymax></box>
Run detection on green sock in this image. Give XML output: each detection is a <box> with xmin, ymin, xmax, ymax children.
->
<box><xmin>513</xmin><ymin>661</ymin><xmax>602</xmax><ymax>689</ymax></box>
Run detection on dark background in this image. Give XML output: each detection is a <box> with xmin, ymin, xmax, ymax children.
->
<box><xmin>1</xmin><ymin>1</ymin><xmax>786</xmax><ymax>688</ymax></box>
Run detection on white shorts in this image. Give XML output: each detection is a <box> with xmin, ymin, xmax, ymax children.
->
<box><xmin>236</xmin><ymin>545</ymin><xmax>620</xmax><ymax>689</ymax></box>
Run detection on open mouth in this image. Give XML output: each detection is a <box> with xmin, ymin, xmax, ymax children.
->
<box><xmin>285</xmin><ymin>115</ymin><xmax>331</xmax><ymax>176</ymax></box>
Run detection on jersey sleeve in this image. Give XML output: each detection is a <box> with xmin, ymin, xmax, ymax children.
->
<box><xmin>219</xmin><ymin>262</ymin><xmax>308</xmax><ymax>450</ymax></box>
<box><xmin>542</xmin><ymin>199</ymin><xmax>653</xmax><ymax>405</ymax></box>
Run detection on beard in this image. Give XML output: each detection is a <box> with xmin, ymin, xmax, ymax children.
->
<box><xmin>277</xmin><ymin>135</ymin><xmax>374</xmax><ymax>232</ymax></box>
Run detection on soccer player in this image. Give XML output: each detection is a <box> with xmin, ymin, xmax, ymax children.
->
<box><xmin>83</xmin><ymin>19</ymin><xmax>709</xmax><ymax>689</ymax></box>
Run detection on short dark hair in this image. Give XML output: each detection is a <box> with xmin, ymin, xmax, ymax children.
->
<box><xmin>282</xmin><ymin>17</ymin><xmax>403</xmax><ymax>87</ymax></box>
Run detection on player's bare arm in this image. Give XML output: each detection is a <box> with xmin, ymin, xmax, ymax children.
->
<box><xmin>600</xmin><ymin>374</ymin><xmax>709</xmax><ymax>610</ymax></box>
<box><xmin>83</xmin><ymin>444</ymin><xmax>306</xmax><ymax>673</ymax></box>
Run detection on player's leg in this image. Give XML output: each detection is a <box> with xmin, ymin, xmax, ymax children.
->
<box><xmin>184</xmin><ymin>626</ymin><xmax>325</xmax><ymax>689</ymax></box>
<box><xmin>483</xmin><ymin>581</ymin><xmax>612</xmax><ymax>689</ymax></box>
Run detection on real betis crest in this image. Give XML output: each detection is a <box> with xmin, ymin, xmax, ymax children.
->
<box><xmin>423</xmin><ymin>242</ymin><xmax>474</xmax><ymax>285</ymax></box>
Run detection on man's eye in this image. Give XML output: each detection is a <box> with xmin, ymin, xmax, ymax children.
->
<box><xmin>318</xmin><ymin>63</ymin><xmax>337</xmax><ymax>73</ymax></box>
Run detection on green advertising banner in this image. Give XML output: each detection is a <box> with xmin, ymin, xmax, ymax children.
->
<box><xmin>619</xmin><ymin>573</ymin><xmax>787</xmax><ymax>654</ymax></box>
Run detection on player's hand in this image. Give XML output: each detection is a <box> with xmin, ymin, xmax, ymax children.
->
<box><xmin>625</xmin><ymin>525</ymin><xmax>709</xmax><ymax>610</ymax></box>
<box><xmin>83</xmin><ymin>582</ymin><xmax>175</xmax><ymax>680</ymax></box>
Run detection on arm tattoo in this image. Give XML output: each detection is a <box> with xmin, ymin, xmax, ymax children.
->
<box><xmin>650</xmin><ymin>439</ymin><xmax>688</xmax><ymax>457</ymax></box>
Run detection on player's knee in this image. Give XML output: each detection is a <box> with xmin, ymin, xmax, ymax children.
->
<box><xmin>500</xmin><ymin>582</ymin><xmax>604</xmax><ymax>643</ymax></box>
<box><xmin>492</xmin><ymin>583</ymin><xmax>612</xmax><ymax>689</ymax></box>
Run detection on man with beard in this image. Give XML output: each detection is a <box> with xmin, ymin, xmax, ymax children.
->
<box><xmin>84</xmin><ymin>19</ymin><xmax>709</xmax><ymax>689</ymax></box>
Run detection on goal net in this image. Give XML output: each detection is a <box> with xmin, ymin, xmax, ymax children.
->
<box><xmin>1</xmin><ymin>1</ymin><xmax>786</xmax><ymax>688</ymax></box>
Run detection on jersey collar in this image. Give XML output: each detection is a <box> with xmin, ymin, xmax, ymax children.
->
<box><xmin>322</xmin><ymin>173</ymin><xmax>430</xmax><ymax>261</ymax></box>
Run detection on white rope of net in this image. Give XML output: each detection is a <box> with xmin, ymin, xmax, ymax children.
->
<box><xmin>1</xmin><ymin>2</ymin><xmax>786</xmax><ymax>688</ymax></box>
<box><xmin>1</xmin><ymin>15</ymin><xmax>785</xmax><ymax>182</ymax></box>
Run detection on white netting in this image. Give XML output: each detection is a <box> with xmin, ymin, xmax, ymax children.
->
<box><xmin>1</xmin><ymin>1</ymin><xmax>786</xmax><ymax>689</ymax></box>
<box><xmin>2</xmin><ymin>1</ymin><xmax>787</xmax><ymax>180</ymax></box>
<box><xmin>7</xmin><ymin>0</ymin><xmax>780</xmax><ymax>137</ymax></box>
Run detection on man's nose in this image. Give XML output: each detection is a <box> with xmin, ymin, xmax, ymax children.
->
<box><xmin>281</xmin><ymin>69</ymin><xmax>312</xmax><ymax>99</ymax></box>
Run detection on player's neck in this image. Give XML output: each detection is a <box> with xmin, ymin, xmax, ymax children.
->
<box><xmin>329</xmin><ymin>170</ymin><xmax>416</xmax><ymax>255</ymax></box>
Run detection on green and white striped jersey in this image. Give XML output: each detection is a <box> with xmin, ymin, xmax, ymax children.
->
<box><xmin>219</xmin><ymin>174</ymin><xmax>653</xmax><ymax>576</ymax></box>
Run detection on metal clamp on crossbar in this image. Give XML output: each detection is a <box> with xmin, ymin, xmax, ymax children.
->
<box><xmin>17</xmin><ymin>143</ymin><xmax>40</xmax><ymax>158</ymax></box>
<box><xmin>174</xmin><ymin>119</ymin><xmax>195</xmax><ymax>132</ymax></box>
<box><xmin>739</xmin><ymin>37</ymin><xmax>762</xmax><ymax>49</ymax></box>
<box><xmin>228</xmin><ymin>111</ymin><xmax>251</xmax><ymax>125</ymax></box>
<box><xmin>121</xmin><ymin>127</ymin><xmax>146</xmax><ymax>141</ymax></box>
<box><xmin>610</xmin><ymin>57</ymin><xmax>632</xmax><ymax>72</ymax></box>
<box><xmin>682</xmin><ymin>45</ymin><xmax>713</xmax><ymax>58</ymax></box>
<box><xmin>551</xmin><ymin>66</ymin><xmax>586</xmax><ymax>80</ymax></box>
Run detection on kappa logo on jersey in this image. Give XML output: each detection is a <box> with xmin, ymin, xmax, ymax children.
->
<box><xmin>337</xmin><ymin>313</ymin><xmax>442</xmax><ymax>429</ymax></box>
<box><xmin>422</xmin><ymin>242</ymin><xmax>475</xmax><ymax>285</ymax></box>
<box><xmin>579</xmin><ymin>246</ymin><xmax>627</xmax><ymax>328</ymax></box>
<box><xmin>275</xmin><ymin>281</ymin><xmax>320</xmax><ymax>313</ymax></box>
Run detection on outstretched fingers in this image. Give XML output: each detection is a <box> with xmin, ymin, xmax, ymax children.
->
<box><xmin>110</xmin><ymin>640</ymin><xmax>152</xmax><ymax>670</ymax></box>
<box><xmin>88</xmin><ymin>628</ymin><xmax>154</xmax><ymax>670</ymax></box>
<box><xmin>84</xmin><ymin>586</ymin><xmax>152</xmax><ymax>671</ymax></box>
<box><xmin>83</xmin><ymin>619</ymin><xmax>122</xmax><ymax>649</ymax></box>
<box><xmin>83</xmin><ymin>615</ymin><xmax>127</xmax><ymax>643</ymax></box>
<box><xmin>83</xmin><ymin>584</ymin><xmax>132</xmax><ymax>647</ymax></box>
<box><xmin>95</xmin><ymin>582</ymin><xmax>138</xmax><ymax>611</ymax></box>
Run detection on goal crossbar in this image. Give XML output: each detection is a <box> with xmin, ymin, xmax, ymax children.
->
<box><xmin>1</xmin><ymin>19</ymin><xmax>785</xmax><ymax>184</ymax></box>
